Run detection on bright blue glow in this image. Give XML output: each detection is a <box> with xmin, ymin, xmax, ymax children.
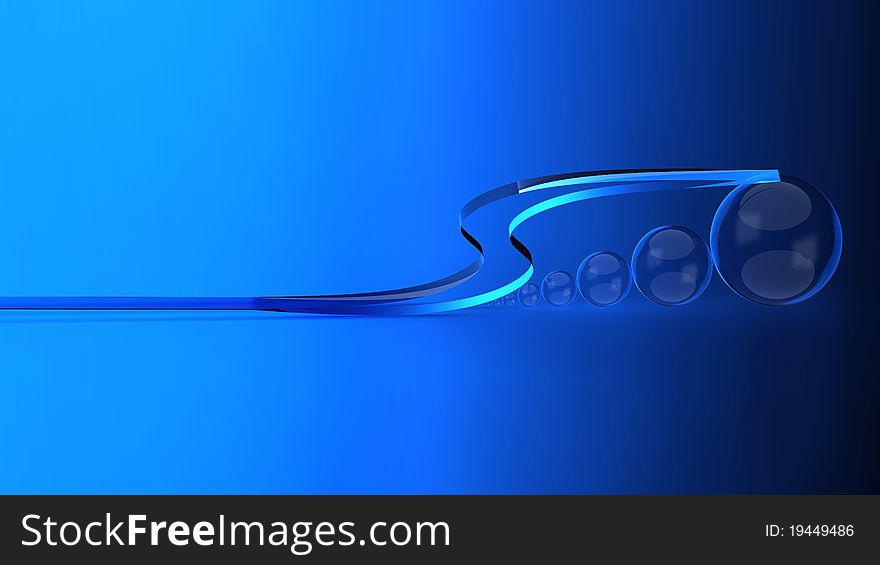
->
<box><xmin>518</xmin><ymin>169</ymin><xmax>779</xmax><ymax>194</ymax></box>
<box><xmin>0</xmin><ymin>1</ymin><xmax>872</xmax><ymax>496</ymax></box>
<box><xmin>386</xmin><ymin>171</ymin><xmax>779</xmax><ymax>313</ymax></box>
<box><xmin>509</xmin><ymin>171</ymin><xmax>779</xmax><ymax>235</ymax></box>
<box><xmin>0</xmin><ymin>170</ymin><xmax>780</xmax><ymax>315</ymax></box>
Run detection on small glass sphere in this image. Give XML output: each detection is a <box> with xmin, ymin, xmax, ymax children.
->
<box><xmin>492</xmin><ymin>298</ymin><xmax>503</xmax><ymax>307</ymax></box>
<box><xmin>632</xmin><ymin>226</ymin><xmax>711</xmax><ymax>306</ymax></box>
<box><xmin>503</xmin><ymin>292</ymin><xmax>517</xmax><ymax>307</ymax></box>
<box><xmin>541</xmin><ymin>270</ymin><xmax>575</xmax><ymax>306</ymax></box>
<box><xmin>577</xmin><ymin>251</ymin><xmax>631</xmax><ymax>306</ymax></box>
<box><xmin>710</xmin><ymin>179</ymin><xmax>842</xmax><ymax>305</ymax></box>
<box><xmin>518</xmin><ymin>282</ymin><xmax>540</xmax><ymax>306</ymax></box>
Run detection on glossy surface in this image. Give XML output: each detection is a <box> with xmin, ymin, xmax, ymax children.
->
<box><xmin>632</xmin><ymin>226</ymin><xmax>711</xmax><ymax>306</ymax></box>
<box><xmin>710</xmin><ymin>180</ymin><xmax>842</xmax><ymax>305</ymax></box>
<box><xmin>518</xmin><ymin>283</ymin><xmax>540</xmax><ymax>307</ymax></box>
<box><xmin>541</xmin><ymin>271</ymin><xmax>575</xmax><ymax>306</ymax></box>
<box><xmin>1</xmin><ymin>0</ymin><xmax>875</xmax><ymax>498</ymax></box>
<box><xmin>577</xmin><ymin>251</ymin><xmax>631</xmax><ymax>306</ymax></box>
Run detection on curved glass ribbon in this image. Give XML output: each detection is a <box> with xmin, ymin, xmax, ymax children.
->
<box><xmin>0</xmin><ymin>169</ymin><xmax>779</xmax><ymax>315</ymax></box>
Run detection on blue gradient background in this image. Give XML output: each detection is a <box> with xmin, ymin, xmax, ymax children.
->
<box><xmin>1</xmin><ymin>1</ymin><xmax>877</xmax><ymax>493</ymax></box>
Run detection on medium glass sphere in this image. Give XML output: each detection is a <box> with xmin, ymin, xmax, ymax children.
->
<box><xmin>577</xmin><ymin>251</ymin><xmax>631</xmax><ymax>306</ymax></box>
<box><xmin>518</xmin><ymin>282</ymin><xmax>540</xmax><ymax>306</ymax></box>
<box><xmin>632</xmin><ymin>226</ymin><xmax>711</xmax><ymax>306</ymax></box>
<box><xmin>503</xmin><ymin>292</ymin><xmax>517</xmax><ymax>307</ymax></box>
<box><xmin>541</xmin><ymin>271</ymin><xmax>575</xmax><ymax>306</ymax></box>
<box><xmin>710</xmin><ymin>179</ymin><xmax>842</xmax><ymax>305</ymax></box>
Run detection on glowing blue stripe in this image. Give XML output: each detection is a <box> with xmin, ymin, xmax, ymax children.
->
<box><xmin>304</xmin><ymin>169</ymin><xmax>779</xmax><ymax>314</ymax></box>
<box><xmin>0</xmin><ymin>169</ymin><xmax>780</xmax><ymax>315</ymax></box>
<box><xmin>517</xmin><ymin>169</ymin><xmax>776</xmax><ymax>194</ymax></box>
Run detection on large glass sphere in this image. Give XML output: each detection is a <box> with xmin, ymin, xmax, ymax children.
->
<box><xmin>632</xmin><ymin>226</ymin><xmax>712</xmax><ymax>306</ymax></box>
<box><xmin>710</xmin><ymin>178</ymin><xmax>842</xmax><ymax>305</ymax></box>
<box><xmin>518</xmin><ymin>282</ymin><xmax>540</xmax><ymax>306</ymax></box>
<box><xmin>576</xmin><ymin>251</ymin><xmax>631</xmax><ymax>306</ymax></box>
<box><xmin>541</xmin><ymin>271</ymin><xmax>575</xmax><ymax>306</ymax></box>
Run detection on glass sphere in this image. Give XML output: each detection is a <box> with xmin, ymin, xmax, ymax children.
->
<box><xmin>710</xmin><ymin>179</ymin><xmax>842</xmax><ymax>305</ymax></box>
<box><xmin>577</xmin><ymin>251</ymin><xmax>631</xmax><ymax>306</ymax></box>
<box><xmin>503</xmin><ymin>292</ymin><xmax>517</xmax><ymax>307</ymax></box>
<box><xmin>518</xmin><ymin>282</ymin><xmax>540</xmax><ymax>307</ymax></box>
<box><xmin>632</xmin><ymin>226</ymin><xmax>711</xmax><ymax>306</ymax></box>
<box><xmin>541</xmin><ymin>270</ymin><xmax>575</xmax><ymax>306</ymax></box>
